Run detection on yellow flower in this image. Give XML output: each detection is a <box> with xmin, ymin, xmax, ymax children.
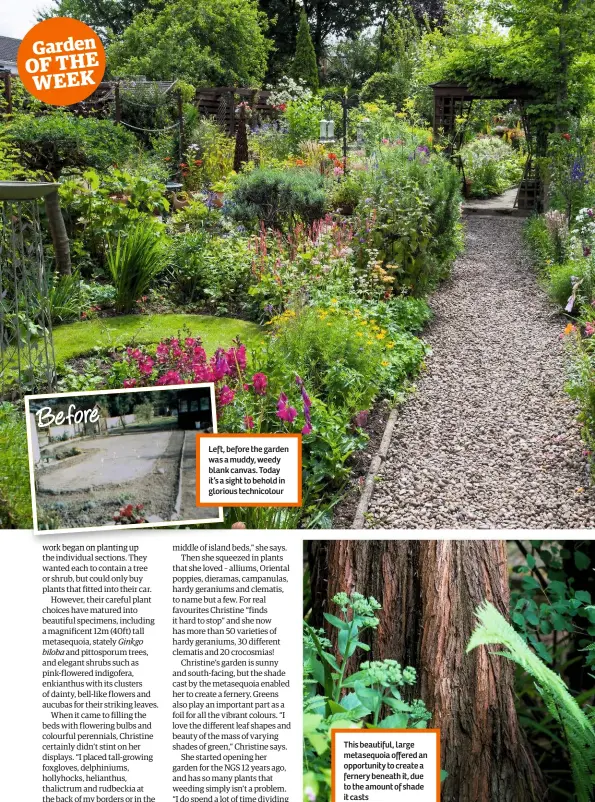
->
<box><xmin>356</xmin><ymin>332</ymin><xmax>363</xmax><ymax>337</ymax></box>
<box><xmin>360</xmin><ymin>320</ymin><xmax>367</xmax><ymax>326</ymax></box>
<box><xmin>327</xmin><ymin>322</ymin><xmax>332</xmax><ymax>327</ymax></box>
<box><xmin>366</xmin><ymin>339</ymin><xmax>374</xmax><ymax>345</ymax></box>
<box><xmin>330</xmin><ymin>298</ymin><xmax>338</xmax><ymax>304</ymax></box>
<box><xmin>381</xmin><ymin>360</ymin><xmax>389</xmax><ymax>367</ymax></box>
<box><xmin>376</xmin><ymin>333</ymin><xmax>385</xmax><ymax>340</ymax></box>
<box><xmin>354</xmin><ymin>309</ymin><xmax>361</xmax><ymax>317</ymax></box>
<box><xmin>386</xmin><ymin>342</ymin><xmax>395</xmax><ymax>349</ymax></box>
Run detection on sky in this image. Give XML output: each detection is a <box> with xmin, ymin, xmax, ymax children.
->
<box><xmin>2</xmin><ymin>1</ymin><xmax>43</xmax><ymax>39</ymax></box>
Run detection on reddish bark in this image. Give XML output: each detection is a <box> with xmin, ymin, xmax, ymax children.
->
<box><xmin>307</xmin><ymin>540</ymin><xmax>547</xmax><ymax>802</ymax></box>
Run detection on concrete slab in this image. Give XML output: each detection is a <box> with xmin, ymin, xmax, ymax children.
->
<box><xmin>38</xmin><ymin>431</ymin><xmax>174</xmax><ymax>492</ymax></box>
<box><xmin>462</xmin><ymin>187</ymin><xmax>528</xmax><ymax>217</ymax></box>
<box><xmin>178</xmin><ymin>430</ymin><xmax>220</xmax><ymax>521</ymax></box>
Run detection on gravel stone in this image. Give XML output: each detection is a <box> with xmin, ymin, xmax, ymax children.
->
<box><xmin>366</xmin><ymin>216</ymin><xmax>595</xmax><ymax>529</ymax></box>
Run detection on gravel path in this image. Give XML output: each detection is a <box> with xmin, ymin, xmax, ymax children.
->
<box><xmin>366</xmin><ymin>215</ymin><xmax>595</xmax><ymax>529</ymax></box>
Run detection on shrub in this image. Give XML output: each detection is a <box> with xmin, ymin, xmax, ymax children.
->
<box><xmin>227</xmin><ymin>167</ymin><xmax>326</xmax><ymax>231</ymax></box>
<box><xmin>360</xmin><ymin>71</ymin><xmax>408</xmax><ymax>108</ymax></box>
<box><xmin>327</xmin><ymin>173</ymin><xmax>365</xmax><ymax>215</ymax></box>
<box><xmin>107</xmin><ymin>222</ymin><xmax>166</xmax><ymax>313</ymax></box>
<box><xmin>167</xmin><ymin>232</ymin><xmax>252</xmax><ymax>313</ymax></box>
<box><xmin>7</xmin><ymin>112</ymin><xmax>136</xmax><ymax>179</ymax></box>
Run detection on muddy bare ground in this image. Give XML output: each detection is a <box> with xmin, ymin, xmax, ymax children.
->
<box><xmin>37</xmin><ymin>430</ymin><xmax>184</xmax><ymax>529</ymax></box>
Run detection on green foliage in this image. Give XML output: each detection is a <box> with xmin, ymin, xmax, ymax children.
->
<box><xmin>304</xmin><ymin>592</ymin><xmax>431</xmax><ymax>802</ymax></box>
<box><xmin>133</xmin><ymin>401</ymin><xmax>154</xmax><ymax>423</ymax></box>
<box><xmin>291</xmin><ymin>12</ymin><xmax>319</xmax><ymax>92</ymax></box>
<box><xmin>460</xmin><ymin>135</ymin><xmax>524</xmax><ymax>198</ymax></box>
<box><xmin>360</xmin><ymin>71</ymin><xmax>408</xmax><ymax>108</ymax></box>
<box><xmin>547</xmin><ymin>262</ymin><xmax>584</xmax><ymax>310</ymax></box>
<box><xmin>524</xmin><ymin>214</ymin><xmax>556</xmax><ymax>267</ymax></box>
<box><xmin>0</xmin><ymin>403</ymin><xmax>32</xmax><ymax>529</ymax></box>
<box><xmin>167</xmin><ymin>232</ymin><xmax>252</xmax><ymax>314</ymax></box>
<box><xmin>107</xmin><ymin>222</ymin><xmax>166</xmax><ymax>313</ymax></box>
<box><xmin>59</xmin><ymin>168</ymin><xmax>168</xmax><ymax>269</ymax></box>
<box><xmin>47</xmin><ymin>271</ymin><xmax>83</xmax><ymax>324</ymax></box>
<box><xmin>284</xmin><ymin>96</ymin><xmax>342</xmax><ymax>153</ymax></box>
<box><xmin>262</xmin><ymin>306</ymin><xmax>423</xmax><ymax>413</ymax></box>
<box><xmin>468</xmin><ymin>601</ymin><xmax>595</xmax><ymax>802</ymax></box>
<box><xmin>326</xmin><ymin>173</ymin><xmax>366</xmax><ymax>215</ymax></box>
<box><xmin>6</xmin><ymin>112</ymin><xmax>136</xmax><ymax>179</ymax></box>
<box><xmin>227</xmin><ymin>168</ymin><xmax>326</xmax><ymax>231</ymax></box>
<box><xmin>353</xmin><ymin>144</ymin><xmax>462</xmax><ymax>295</ymax></box>
<box><xmin>511</xmin><ymin>541</ymin><xmax>595</xmax><ymax>665</ymax></box>
<box><xmin>107</xmin><ymin>0</ymin><xmax>272</xmax><ymax>86</ymax></box>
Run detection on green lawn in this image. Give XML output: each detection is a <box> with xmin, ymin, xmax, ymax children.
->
<box><xmin>52</xmin><ymin>314</ymin><xmax>262</xmax><ymax>364</ymax></box>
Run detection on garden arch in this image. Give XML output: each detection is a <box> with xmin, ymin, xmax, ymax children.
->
<box><xmin>431</xmin><ymin>81</ymin><xmax>543</xmax><ymax>211</ymax></box>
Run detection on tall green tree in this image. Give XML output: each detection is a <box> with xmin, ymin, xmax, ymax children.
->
<box><xmin>40</xmin><ymin>0</ymin><xmax>155</xmax><ymax>39</ymax></box>
<box><xmin>291</xmin><ymin>11</ymin><xmax>319</xmax><ymax>91</ymax></box>
<box><xmin>107</xmin><ymin>0</ymin><xmax>272</xmax><ymax>85</ymax></box>
<box><xmin>488</xmin><ymin>0</ymin><xmax>595</xmax><ymax>121</ymax></box>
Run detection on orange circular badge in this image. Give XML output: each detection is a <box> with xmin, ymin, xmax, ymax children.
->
<box><xmin>17</xmin><ymin>18</ymin><xmax>106</xmax><ymax>106</ymax></box>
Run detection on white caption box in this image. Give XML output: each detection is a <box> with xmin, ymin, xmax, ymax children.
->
<box><xmin>332</xmin><ymin>729</ymin><xmax>440</xmax><ymax>802</ymax></box>
<box><xmin>196</xmin><ymin>433</ymin><xmax>302</xmax><ymax>506</ymax></box>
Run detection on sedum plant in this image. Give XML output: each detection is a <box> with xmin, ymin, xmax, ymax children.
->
<box><xmin>303</xmin><ymin>592</ymin><xmax>432</xmax><ymax>802</ymax></box>
<box><xmin>468</xmin><ymin>601</ymin><xmax>595</xmax><ymax>802</ymax></box>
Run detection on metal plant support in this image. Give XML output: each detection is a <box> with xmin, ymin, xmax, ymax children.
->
<box><xmin>0</xmin><ymin>182</ymin><xmax>59</xmax><ymax>400</ymax></box>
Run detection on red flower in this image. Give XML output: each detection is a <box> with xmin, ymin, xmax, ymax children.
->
<box><xmin>194</xmin><ymin>159</ymin><xmax>203</xmax><ymax>166</ymax></box>
<box><xmin>244</xmin><ymin>415</ymin><xmax>255</xmax><ymax>430</ymax></box>
<box><xmin>562</xmin><ymin>133</ymin><xmax>571</xmax><ymax>141</ymax></box>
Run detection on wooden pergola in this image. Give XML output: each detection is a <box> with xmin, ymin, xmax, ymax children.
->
<box><xmin>430</xmin><ymin>81</ymin><xmax>542</xmax><ymax>212</ymax></box>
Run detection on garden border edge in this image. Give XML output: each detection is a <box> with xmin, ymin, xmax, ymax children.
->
<box><xmin>351</xmin><ymin>406</ymin><xmax>399</xmax><ymax>529</ymax></box>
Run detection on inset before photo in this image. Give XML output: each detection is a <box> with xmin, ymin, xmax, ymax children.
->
<box><xmin>25</xmin><ymin>384</ymin><xmax>222</xmax><ymax>533</ymax></box>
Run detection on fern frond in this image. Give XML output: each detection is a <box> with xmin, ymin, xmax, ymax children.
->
<box><xmin>467</xmin><ymin>601</ymin><xmax>595</xmax><ymax>802</ymax></box>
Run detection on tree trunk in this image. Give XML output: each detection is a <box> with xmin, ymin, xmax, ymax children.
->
<box><xmin>306</xmin><ymin>540</ymin><xmax>547</xmax><ymax>802</ymax></box>
<box><xmin>44</xmin><ymin>191</ymin><xmax>71</xmax><ymax>275</ymax></box>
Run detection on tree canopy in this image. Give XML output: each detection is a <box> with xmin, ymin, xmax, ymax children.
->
<box><xmin>107</xmin><ymin>0</ymin><xmax>272</xmax><ymax>85</ymax></box>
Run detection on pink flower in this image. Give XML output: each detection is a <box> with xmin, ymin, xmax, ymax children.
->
<box><xmin>185</xmin><ymin>337</ymin><xmax>196</xmax><ymax>347</ymax></box>
<box><xmin>302</xmin><ymin>424</ymin><xmax>313</xmax><ymax>435</ymax></box>
<box><xmin>227</xmin><ymin>344</ymin><xmax>247</xmax><ymax>373</ymax></box>
<box><xmin>156</xmin><ymin>343</ymin><xmax>169</xmax><ymax>361</ymax></box>
<box><xmin>156</xmin><ymin>370</ymin><xmax>181</xmax><ymax>385</ymax></box>
<box><xmin>585</xmin><ymin>323</ymin><xmax>595</xmax><ymax>337</ymax></box>
<box><xmin>252</xmin><ymin>372</ymin><xmax>268</xmax><ymax>395</ymax></box>
<box><xmin>382</xmin><ymin>138</ymin><xmax>389</xmax><ymax>145</ymax></box>
<box><xmin>139</xmin><ymin>356</ymin><xmax>154</xmax><ymax>375</ymax></box>
<box><xmin>218</xmin><ymin>385</ymin><xmax>235</xmax><ymax>406</ymax></box>
<box><xmin>334</xmin><ymin>166</ymin><xmax>344</xmax><ymax>176</ymax></box>
<box><xmin>277</xmin><ymin>393</ymin><xmax>297</xmax><ymax>423</ymax></box>
<box><xmin>123</xmin><ymin>378</ymin><xmax>137</xmax><ymax>388</ymax></box>
<box><xmin>244</xmin><ymin>415</ymin><xmax>255</xmax><ymax>430</ymax></box>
